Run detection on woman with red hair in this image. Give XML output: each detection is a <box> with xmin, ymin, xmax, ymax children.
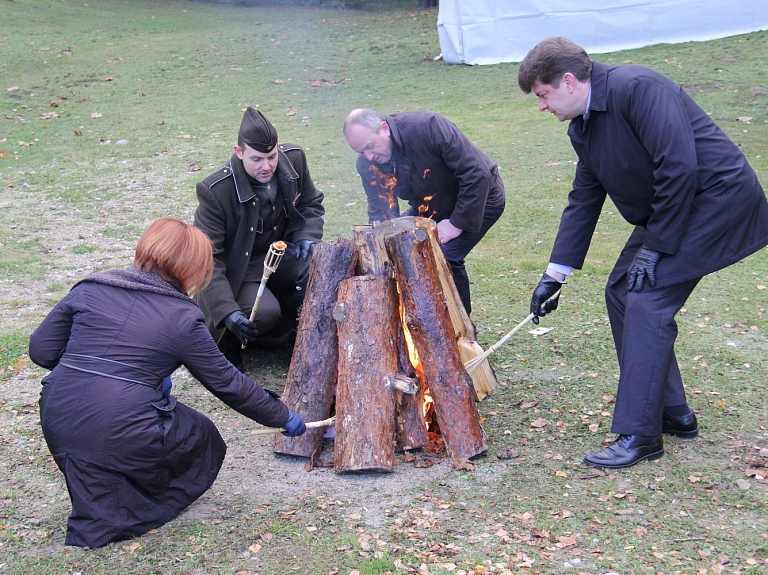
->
<box><xmin>29</xmin><ymin>218</ymin><xmax>305</xmax><ymax>549</ymax></box>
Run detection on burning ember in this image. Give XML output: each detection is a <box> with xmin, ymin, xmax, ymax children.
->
<box><xmin>367</xmin><ymin>164</ymin><xmax>398</xmax><ymax>213</ymax></box>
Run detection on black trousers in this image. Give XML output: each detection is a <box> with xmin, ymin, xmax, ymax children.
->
<box><xmin>440</xmin><ymin>200</ymin><xmax>505</xmax><ymax>314</ymax></box>
<box><xmin>605</xmin><ymin>230</ymin><xmax>700</xmax><ymax>436</ymax></box>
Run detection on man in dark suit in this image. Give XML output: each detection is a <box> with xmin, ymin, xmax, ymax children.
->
<box><xmin>518</xmin><ymin>37</ymin><xmax>768</xmax><ymax>469</ymax></box>
<box><xmin>343</xmin><ymin>108</ymin><xmax>505</xmax><ymax>314</ymax></box>
<box><xmin>194</xmin><ymin>108</ymin><xmax>324</xmax><ymax>370</ymax></box>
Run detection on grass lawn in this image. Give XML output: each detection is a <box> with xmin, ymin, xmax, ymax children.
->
<box><xmin>1</xmin><ymin>1</ymin><xmax>767</xmax><ymax>574</ymax></box>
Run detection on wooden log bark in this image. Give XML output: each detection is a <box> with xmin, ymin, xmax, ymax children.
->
<box><xmin>375</xmin><ymin>217</ymin><xmax>498</xmax><ymax>401</ymax></box>
<box><xmin>333</xmin><ymin>275</ymin><xmax>398</xmax><ymax>473</ymax></box>
<box><xmin>386</xmin><ymin>226</ymin><xmax>488</xmax><ymax>460</ymax></box>
<box><xmin>273</xmin><ymin>239</ymin><xmax>357</xmax><ymax>457</ymax></box>
<box><xmin>352</xmin><ymin>224</ymin><xmax>429</xmax><ymax>451</ymax></box>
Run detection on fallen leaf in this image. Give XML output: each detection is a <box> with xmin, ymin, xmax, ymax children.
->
<box><xmin>530</xmin><ymin>418</ymin><xmax>549</xmax><ymax>428</ymax></box>
<box><xmin>687</xmin><ymin>475</ymin><xmax>701</xmax><ymax>484</ymax></box>
<box><xmin>248</xmin><ymin>543</ymin><xmax>261</xmax><ymax>553</ymax></box>
<box><xmin>517</xmin><ymin>400</ymin><xmax>538</xmax><ymax>409</ymax></box>
<box><xmin>90</xmin><ymin>112</ymin><xmax>103</xmax><ymax>118</ymax></box>
<box><xmin>736</xmin><ymin>116</ymin><xmax>752</xmax><ymax>123</ymax></box>
<box><xmin>7</xmin><ymin>86</ymin><xmax>20</xmax><ymax>92</ymax></box>
<box><xmin>498</xmin><ymin>448</ymin><xmax>520</xmax><ymax>459</ymax></box>
<box><xmin>287</xmin><ymin>105</ymin><xmax>297</xmax><ymax>116</ymax></box>
<box><xmin>452</xmin><ymin>458</ymin><xmax>474</xmax><ymax>471</ymax></box>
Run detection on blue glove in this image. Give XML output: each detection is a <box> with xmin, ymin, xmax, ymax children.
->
<box><xmin>288</xmin><ymin>240</ymin><xmax>316</xmax><ymax>261</ymax></box>
<box><xmin>224</xmin><ymin>311</ymin><xmax>258</xmax><ymax>346</ymax></box>
<box><xmin>161</xmin><ymin>376</ymin><xmax>173</xmax><ymax>397</ymax></box>
<box><xmin>627</xmin><ymin>247</ymin><xmax>661</xmax><ymax>292</ymax></box>
<box><xmin>281</xmin><ymin>411</ymin><xmax>306</xmax><ymax>437</ymax></box>
<box><xmin>530</xmin><ymin>272</ymin><xmax>563</xmax><ymax>325</ymax></box>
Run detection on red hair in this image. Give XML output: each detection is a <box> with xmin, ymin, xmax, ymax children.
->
<box><xmin>134</xmin><ymin>218</ymin><xmax>213</xmax><ymax>295</ymax></box>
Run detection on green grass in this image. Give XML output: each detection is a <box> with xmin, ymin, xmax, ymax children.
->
<box><xmin>1</xmin><ymin>1</ymin><xmax>767</xmax><ymax>574</ymax></box>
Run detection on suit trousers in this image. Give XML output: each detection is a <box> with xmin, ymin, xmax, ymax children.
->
<box><xmin>605</xmin><ymin>231</ymin><xmax>700</xmax><ymax>436</ymax></box>
<box><xmin>440</xmin><ymin>201</ymin><xmax>505</xmax><ymax>314</ymax></box>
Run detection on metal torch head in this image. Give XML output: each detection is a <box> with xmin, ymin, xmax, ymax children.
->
<box><xmin>263</xmin><ymin>241</ymin><xmax>287</xmax><ymax>275</ymax></box>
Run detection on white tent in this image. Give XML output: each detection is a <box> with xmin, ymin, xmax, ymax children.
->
<box><xmin>437</xmin><ymin>0</ymin><xmax>768</xmax><ymax>65</ymax></box>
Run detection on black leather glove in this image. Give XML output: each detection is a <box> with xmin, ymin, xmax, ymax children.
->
<box><xmin>288</xmin><ymin>239</ymin><xmax>316</xmax><ymax>261</ymax></box>
<box><xmin>281</xmin><ymin>411</ymin><xmax>307</xmax><ymax>437</ymax></box>
<box><xmin>626</xmin><ymin>247</ymin><xmax>661</xmax><ymax>292</ymax></box>
<box><xmin>224</xmin><ymin>311</ymin><xmax>258</xmax><ymax>346</ymax></box>
<box><xmin>530</xmin><ymin>272</ymin><xmax>563</xmax><ymax>325</ymax></box>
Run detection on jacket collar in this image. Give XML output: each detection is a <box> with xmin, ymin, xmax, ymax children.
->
<box><xmin>587</xmin><ymin>61</ymin><xmax>608</xmax><ymax>115</ymax></box>
<box><xmin>229</xmin><ymin>147</ymin><xmax>299</xmax><ymax>204</ymax></box>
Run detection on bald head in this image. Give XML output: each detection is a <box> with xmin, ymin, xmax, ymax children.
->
<box><xmin>343</xmin><ymin>108</ymin><xmax>393</xmax><ymax>164</ymax></box>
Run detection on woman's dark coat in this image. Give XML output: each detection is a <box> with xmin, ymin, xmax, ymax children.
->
<box><xmin>552</xmin><ymin>61</ymin><xmax>768</xmax><ymax>286</ymax></box>
<box><xmin>29</xmin><ymin>272</ymin><xmax>289</xmax><ymax>548</ymax></box>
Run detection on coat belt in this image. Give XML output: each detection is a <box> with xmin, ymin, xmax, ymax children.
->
<box><xmin>58</xmin><ymin>353</ymin><xmax>164</xmax><ymax>390</ymax></box>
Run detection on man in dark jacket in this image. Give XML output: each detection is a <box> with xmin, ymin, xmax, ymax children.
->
<box><xmin>343</xmin><ymin>108</ymin><xmax>506</xmax><ymax>314</ymax></box>
<box><xmin>518</xmin><ymin>37</ymin><xmax>768</xmax><ymax>469</ymax></box>
<box><xmin>194</xmin><ymin>108</ymin><xmax>324</xmax><ymax>370</ymax></box>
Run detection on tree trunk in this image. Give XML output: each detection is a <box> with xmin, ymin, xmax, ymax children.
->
<box><xmin>333</xmin><ymin>275</ymin><xmax>398</xmax><ymax>473</ymax></box>
<box><xmin>386</xmin><ymin>226</ymin><xmax>488</xmax><ymax>460</ymax></box>
<box><xmin>375</xmin><ymin>217</ymin><xmax>498</xmax><ymax>401</ymax></box>
<box><xmin>353</xmin><ymin>224</ymin><xmax>429</xmax><ymax>451</ymax></box>
<box><xmin>273</xmin><ymin>239</ymin><xmax>357</xmax><ymax>457</ymax></box>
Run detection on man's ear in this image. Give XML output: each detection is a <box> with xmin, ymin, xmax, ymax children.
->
<box><xmin>563</xmin><ymin>72</ymin><xmax>577</xmax><ymax>92</ymax></box>
<box><xmin>234</xmin><ymin>144</ymin><xmax>243</xmax><ymax>159</ymax></box>
<box><xmin>379</xmin><ymin>121</ymin><xmax>391</xmax><ymax>136</ymax></box>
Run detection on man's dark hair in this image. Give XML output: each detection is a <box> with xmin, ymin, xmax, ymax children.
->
<box><xmin>518</xmin><ymin>37</ymin><xmax>592</xmax><ymax>93</ymax></box>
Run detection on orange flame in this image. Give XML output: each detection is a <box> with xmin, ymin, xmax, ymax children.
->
<box><xmin>367</xmin><ymin>164</ymin><xmax>398</xmax><ymax>212</ymax></box>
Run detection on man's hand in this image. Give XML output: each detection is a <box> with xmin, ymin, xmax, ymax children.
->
<box><xmin>436</xmin><ymin>219</ymin><xmax>463</xmax><ymax>244</ymax></box>
<box><xmin>530</xmin><ymin>272</ymin><xmax>563</xmax><ymax>325</ymax></box>
<box><xmin>627</xmin><ymin>247</ymin><xmax>661</xmax><ymax>292</ymax></box>
<box><xmin>224</xmin><ymin>311</ymin><xmax>258</xmax><ymax>346</ymax></box>
<box><xmin>281</xmin><ymin>411</ymin><xmax>307</xmax><ymax>437</ymax></box>
<box><xmin>287</xmin><ymin>240</ymin><xmax>317</xmax><ymax>261</ymax></box>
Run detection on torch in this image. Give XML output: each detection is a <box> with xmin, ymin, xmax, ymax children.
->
<box><xmin>242</xmin><ymin>240</ymin><xmax>287</xmax><ymax>349</ymax></box>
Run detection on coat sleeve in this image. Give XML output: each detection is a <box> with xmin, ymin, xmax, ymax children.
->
<box><xmin>193</xmin><ymin>181</ymin><xmax>240</xmax><ymax>330</ymax></box>
<box><xmin>426</xmin><ymin>113</ymin><xmax>493</xmax><ymax>233</ymax></box>
<box><xmin>625</xmin><ymin>75</ymin><xmax>698</xmax><ymax>255</ymax></box>
<box><xmin>288</xmin><ymin>148</ymin><xmax>325</xmax><ymax>244</ymax></box>
<box><xmin>550</xmin><ymin>159</ymin><xmax>608</xmax><ymax>269</ymax></box>
<box><xmin>181</xmin><ymin>315</ymin><xmax>290</xmax><ymax>428</ymax></box>
<box><xmin>28</xmin><ymin>289</ymin><xmax>78</xmax><ymax>370</ymax></box>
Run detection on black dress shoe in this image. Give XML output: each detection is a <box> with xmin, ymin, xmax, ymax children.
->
<box><xmin>583</xmin><ymin>435</ymin><xmax>664</xmax><ymax>469</ymax></box>
<box><xmin>662</xmin><ymin>410</ymin><xmax>698</xmax><ymax>438</ymax></box>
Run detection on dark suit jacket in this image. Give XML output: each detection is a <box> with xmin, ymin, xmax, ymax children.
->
<box><xmin>194</xmin><ymin>144</ymin><xmax>324</xmax><ymax>343</ymax></box>
<box><xmin>356</xmin><ymin>111</ymin><xmax>505</xmax><ymax>233</ymax></box>
<box><xmin>552</xmin><ymin>61</ymin><xmax>768</xmax><ymax>287</ymax></box>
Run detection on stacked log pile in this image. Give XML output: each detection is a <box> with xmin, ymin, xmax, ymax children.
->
<box><xmin>273</xmin><ymin>217</ymin><xmax>495</xmax><ymax>473</ymax></box>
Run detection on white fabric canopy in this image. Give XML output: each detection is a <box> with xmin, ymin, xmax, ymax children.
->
<box><xmin>437</xmin><ymin>0</ymin><xmax>768</xmax><ymax>65</ymax></box>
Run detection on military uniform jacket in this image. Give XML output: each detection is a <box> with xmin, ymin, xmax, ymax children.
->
<box><xmin>194</xmin><ymin>144</ymin><xmax>324</xmax><ymax>341</ymax></box>
<box><xmin>356</xmin><ymin>111</ymin><xmax>505</xmax><ymax>233</ymax></box>
<box><xmin>551</xmin><ymin>61</ymin><xmax>768</xmax><ymax>287</ymax></box>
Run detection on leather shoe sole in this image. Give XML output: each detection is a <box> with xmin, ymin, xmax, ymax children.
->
<box><xmin>584</xmin><ymin>434</ymin><xmax>664</xmax><ymax>469</ymax></box>
<box><xmin>662</xmin><ymin>410</ymin><xmax>698</xmax><ymax>439</ymax></box>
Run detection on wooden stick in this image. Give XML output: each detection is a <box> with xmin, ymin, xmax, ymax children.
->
<box><xmin>464</xmin><ymin>289</ymin><xmax>561</xmax><ymax>375</ymax></box>
<box><xmin>250</xmin><ymin>416</ymin><xmax>335</xmax><ymax>436</ymax></box>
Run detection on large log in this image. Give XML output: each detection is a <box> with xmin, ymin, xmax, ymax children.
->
<box><xmin>333</xmin><ymin>275</ymin><xmax>398</xmax><ymax>473</ymax></box>
<box><xmin>352</xmin><ymin>225</ymin><xmax>429</xmax><ymax>451</ymax></box>
<box><xmin>273</xmin><ymin>239</ymin><xmax>357</xmax><ymax>457</ymax></box>
<box><xmin>375</xmin><ymin>217</ymin><xmax>498</xmax><ymax>401</ymax></box>
<box><xmin>386</xmin><ymin>226</ymin><xmax>488</xmax><ymax>460</ymax></box>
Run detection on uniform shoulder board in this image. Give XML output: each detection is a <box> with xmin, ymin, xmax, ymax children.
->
<box><xmin>200</xmin><ymin>165</ymin><xmax>233</xmax><ymax>188</ymax></box>
<box><xmin>278</xmin><ymin>143</ymin><xmax>302</xmax><ymax>153</ymax></box>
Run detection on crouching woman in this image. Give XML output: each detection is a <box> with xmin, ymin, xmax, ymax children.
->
<box><xmin>28</xmin><ymin>217</ymin><xmax>305</xmax><ymax>548</ymax></box>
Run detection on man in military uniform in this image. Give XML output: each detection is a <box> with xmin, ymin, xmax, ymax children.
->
<box><xmin>194</xmin><ymin>107</ymin><xmax>324</xmax><ymax>370</ymax></box>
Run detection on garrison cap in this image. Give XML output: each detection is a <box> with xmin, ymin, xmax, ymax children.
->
<box><xmin>239</xmin><ymin>107</ymin><xmax>278</xmax><ymax>152</ymax></box>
